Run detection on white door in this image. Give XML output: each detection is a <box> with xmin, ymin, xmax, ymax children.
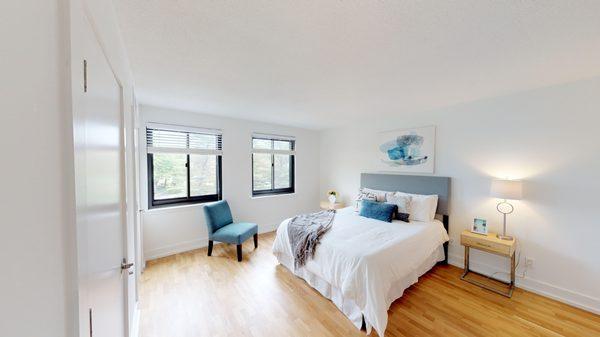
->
<box><xmin>74</xmin><ymin>14</ymin><xmax>128</xmax><ymax>337</ymax></box>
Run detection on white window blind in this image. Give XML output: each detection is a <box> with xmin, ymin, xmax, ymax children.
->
<box><xmin>147</xmin><ymin>123</ymin><xmax>222</xmax><ymax>155</ymax></box>
<box><xmin>251</xmin><ymin>133</ymin><xmax>295</xmax><ymax>155</ymax></box>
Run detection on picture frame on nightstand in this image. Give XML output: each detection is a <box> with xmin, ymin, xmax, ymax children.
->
<box><xmin>471</xmin><ymin>218</ymin><xmax>488</xmax><ymax>235</ymax></box>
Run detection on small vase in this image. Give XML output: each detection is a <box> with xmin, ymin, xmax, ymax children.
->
<box><xmin>328</xmin><ymin>195</ymin><xmax>336</xmax><ymax>204</ymax></box>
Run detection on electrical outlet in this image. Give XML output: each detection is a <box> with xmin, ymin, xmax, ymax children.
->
<box><xmin>525</xmin><ymin>257</ymin><xmax>534</xmax><ymax>267</ymax></box>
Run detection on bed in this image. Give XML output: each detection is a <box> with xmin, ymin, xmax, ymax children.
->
<box><xmin>272</xmin><ymin>174</ymin><xmax>450</xmax><ymax>336</ymax></box>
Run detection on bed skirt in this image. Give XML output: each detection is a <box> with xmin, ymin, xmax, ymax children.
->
<box><xmin>274</xmin><ymin>246</ymin><xmax>446</xmax><ymax>334</ymax></box>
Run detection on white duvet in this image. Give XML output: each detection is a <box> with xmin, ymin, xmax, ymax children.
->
<box><xmin>272</xmin><ymin>207</ymin><xmax>449</xmax><ymax>336</ymax></box>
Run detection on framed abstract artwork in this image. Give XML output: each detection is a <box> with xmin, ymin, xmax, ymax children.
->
<box><xmin>377</xmin><ymin>126</ymin><xmax>436</xmax><ymax>173</ymax></box>
<box><xmin>472</xmin><ymin>218</ymin><xmax>488</xmax><ymax>235</ymax></box>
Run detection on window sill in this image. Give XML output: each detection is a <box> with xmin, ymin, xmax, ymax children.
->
<box><xmin>251</xmin><ymin>192</ymin><xmax>296</xmax><ymax>199</ymax></box>
<box><xmin>144</xmin><ymin>202</ymin><xmax>211</xmax><ymax>214</ymax></box>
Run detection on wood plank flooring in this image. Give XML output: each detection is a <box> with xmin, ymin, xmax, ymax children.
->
<box><xmin>140</xmin><ymin>232</ymin><xmax>600</xmax><ymax>337</ymax></box>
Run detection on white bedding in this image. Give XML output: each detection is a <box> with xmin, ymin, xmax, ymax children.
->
<box><xmin>272</xmin><ymin>207</ymin><xmax>449</xmax><ymax>336</ymax></box>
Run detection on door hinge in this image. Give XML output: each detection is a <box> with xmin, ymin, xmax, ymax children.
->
<box><xmin>89</xmin><ymin>308</ymin><xmax>93</xmax><ymax>337</ymax></box>
<box><xmin>121</xmin><ymin>258</ymin><xmax>134</xmax><ymax>274</ymax></box>
<box><xmin>83</xmin><ymin>59</ymin><xmax>88</xmax><ymax>93</ymax></box>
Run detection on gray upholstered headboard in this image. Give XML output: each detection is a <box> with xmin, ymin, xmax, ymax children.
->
<box><xmin>360</xmin><ymin>173</ymin><xmax>451</xmax><ymax>215</ymax></box>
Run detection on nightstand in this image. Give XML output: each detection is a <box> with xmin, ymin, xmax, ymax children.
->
<box><xmin>460</xmin><ymin>230</ymin><xmax>516</xmax><ymax>297</ymax></box>
<box><xmin>320</xmin><ymin>201</ymin><xmax>344</xmax><ymax>210</ymax></box>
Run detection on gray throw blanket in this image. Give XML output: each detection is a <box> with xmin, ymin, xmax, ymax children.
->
<box><xmin>287</xmin><ymin>209</ymin><xmax>336</xmax><ymax>269</ymax></box>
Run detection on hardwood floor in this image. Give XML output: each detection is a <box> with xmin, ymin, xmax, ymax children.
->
<box><xmin>140</xmin><ymin>232</ymin><xmax>600</xmax><ymax>337</ymax></box>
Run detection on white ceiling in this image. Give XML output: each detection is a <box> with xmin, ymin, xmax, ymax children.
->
<box><xmin>115</xmin><ymin>0</ymin><xmax>600</xmax><ymax>129</ymax></box>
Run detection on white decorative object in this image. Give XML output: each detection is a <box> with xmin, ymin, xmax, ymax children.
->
<box><xmin>327</xmin><ymin>190</ymin><xmax>338</xmax><ymax>205</ymax></box>
<box><xmin>378</xmin><ymin>126</ymin><xmax>436</xmax><ymax>173</ymax></box>
<box><xmin>490</xmin><ymin>179</ymin><xmax>523</xmax><ymax>240</ymax></box>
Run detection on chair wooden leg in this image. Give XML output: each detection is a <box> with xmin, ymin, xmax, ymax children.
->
<box><xmin>208</xmin><ymin>240</ymin><xmax>213</xmax><ymax>256</ymax></box>
<box><xmin>237</xmin><ymin>244</ymin><xmax>242</xmax><ymax>262</ymax></box>
<box><xmin>254</xmin><ymin>233</ymin><xmax>258</xmax><ymax>249</ymax></box>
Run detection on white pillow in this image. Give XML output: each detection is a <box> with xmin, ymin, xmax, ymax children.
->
<box><xmin>361</xmin><ymin>188</ymin><xmax>387</xmax><ymax>202</ymax></box>
<box><xmin>355</xmin><ymin>188</ymin><xmax>378</xmax><ymax>211</ymax></box>
<box><xmin>395</xmin><ymin>192</ymin><xmax>438</xmax><ymax>222</ymax></box>
<box><xmin>385</xmin><ymin>192</ymin><xmax>411</xmax><ymax>214</ymax></box>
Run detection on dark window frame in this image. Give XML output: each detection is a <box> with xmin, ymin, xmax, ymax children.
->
<box><xmin>148</xmin><ymin>153</ymin><xmax>222</xmax><ymax>208</ymax></box>
<box><xmin>251</xmin><ymin>138</ymin><xmax>295</xmax><ymax>197</ymax></box>
<box><xmin>147</xmin><ymin>126</ymin><xmax>222</xmax><ymax>208</ymax></box>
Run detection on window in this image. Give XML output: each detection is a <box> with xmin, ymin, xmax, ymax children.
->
<box><xmin>252</xmin><ymin>134</ymin><xmax>295</xmax><ymax>196</ymax></box>
<box><xmin>146</xmin><ymin>124</ymin><xmax>222</xmax><ymax>208</ymax></box>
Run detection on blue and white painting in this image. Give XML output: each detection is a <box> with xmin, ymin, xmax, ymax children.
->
<box><xmin>378</xmin><ymin>126</ymin><xmax>435</xmax><ymax>173</ymax></box>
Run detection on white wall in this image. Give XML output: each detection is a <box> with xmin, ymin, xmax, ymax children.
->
<box><xmin>0</xmin><ymin>1</ymin><xmax>138</xmax><ymax>336</ymax></box>
<box><xmin>140</xmin><ymin>105</ymin><xmax>321</xmax><ymax>260</ymax></box>
<box><xmin>0</xmin><ymin>1</ymin><xmax>73</xmax><ymax>336</ymax></box>
<box><xmin>319</xmin><ymin>77</ymin><xmax>600</xmax><ymax>313</ymax></box>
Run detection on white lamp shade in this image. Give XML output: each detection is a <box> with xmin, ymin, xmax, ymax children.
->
<box><xmin>490</xmin><ymin>179</ymin><xmax>523</xmax><ymax>200</ymax></box>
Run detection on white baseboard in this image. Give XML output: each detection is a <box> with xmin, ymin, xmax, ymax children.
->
<box><xmin>144</xmin><ymin>223</ymin><xmax>279</xmax><ymax>261</ymax></box>
<box><xmin>448</xmin><ymin>253</ymin><xmax>600</xmax><ymax>315</ymax></box>
<box><xmin>129</xmin><ymin>302</ymin><xmax>140</xmax><ymax>337</ymax></box>
<box><xmin>145</xmin><ymin>237</ymin><xmax>208</xmax><ymax>260</ymax></box>
<box><xmin>258</xmin><ymin>222</ymin><xmax>279</xmax><ymax>234</ymax></box>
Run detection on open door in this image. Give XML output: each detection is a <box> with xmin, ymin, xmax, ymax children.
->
<box><xmin>73</xmin><ymin>14</ymin><xmax>129</xmax><ymax>337</ymax></box>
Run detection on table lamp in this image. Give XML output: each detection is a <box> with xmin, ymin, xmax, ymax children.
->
<box><xmin>490</xmin><ymin>179</ymin><xmax>522</xmax><ymax>240</ymax></box>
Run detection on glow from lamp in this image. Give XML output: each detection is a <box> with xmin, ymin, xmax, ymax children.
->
<box><xmin>490</xmin><ymin>179</ymin><xmax>522</xmax><ymax>240</ymax></box>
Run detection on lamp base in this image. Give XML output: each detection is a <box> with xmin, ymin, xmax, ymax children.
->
<box><xmin>496</xmin><ymin>234</ymin><xmax>514</xmax><ymax>241</ymax></box>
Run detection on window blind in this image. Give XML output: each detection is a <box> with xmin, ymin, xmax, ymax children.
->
<box><xmin>252</xmin><ymin>133</ymin><xmax>295</xmax><ymax>155</ymax></box>
<box><xmin>146</xmin><ymin>123</ymin><xmax>222</xmax><ymax>155</ymax></box>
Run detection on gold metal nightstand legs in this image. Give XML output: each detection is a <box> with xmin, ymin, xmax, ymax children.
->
<box><xmin>461</xmin><ymin>246</ymin><xmax>515</xmax><ymax>298</ymax></box>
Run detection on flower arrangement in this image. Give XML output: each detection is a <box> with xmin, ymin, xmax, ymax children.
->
<box><xmin>327</xmin><ymin>190</ymin><xmax>338</xmax><ymax>204</ymax></box>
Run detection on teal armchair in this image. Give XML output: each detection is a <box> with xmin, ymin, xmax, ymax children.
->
<box><xmin>203</xmin><ymin>200</ymin><xmax>258</xmax><ymax>261</ymax></box>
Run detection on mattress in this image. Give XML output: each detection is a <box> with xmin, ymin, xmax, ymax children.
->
<box><xmin>272</xmin><ymin>207</ymin><xmax>449</xmax><ymax>336</ymax></box>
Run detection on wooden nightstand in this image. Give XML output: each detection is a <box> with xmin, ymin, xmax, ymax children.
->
<box><xmin>460</xmin><ymin>230</ymin><xmax>516</xmax><ymax>297</ymax></box>
<box><xmin>320</xmin><ymin>201</ymin><xmax>344</xmax><ymax>210</ymax></box>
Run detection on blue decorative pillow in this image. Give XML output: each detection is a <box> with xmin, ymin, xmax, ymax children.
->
<box><xmin>359</xmin><ymin>200</ymin><xmax>398</xmax><ymax>222</ymax></box>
